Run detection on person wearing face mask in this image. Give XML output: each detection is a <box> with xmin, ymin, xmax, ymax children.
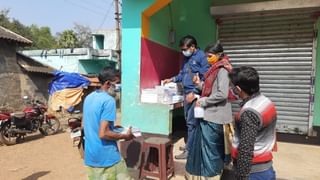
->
<box><xmin>163</xmin><ymin>35</ymin><xmax>209</xmax><ymax>159</ymax></box>
<box><xmin>229</xmin><ymin>67</ymin><xmax>277</xmax><ymax>180</ymax></box>
<box><xmin>185</xmin><ymin>42</ymin><xmax>233</xmax><ymax>179</ymax></box>
<box><xmin>83</xmin><ymin>67</ymin><xmax>134</xmax><ymax>180</ymax></box>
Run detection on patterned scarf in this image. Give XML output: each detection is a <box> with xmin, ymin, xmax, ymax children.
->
<box><xmin>201</xmin><ymin>56</ymin><xmax>232</xmax><ymax>97</ymax></box>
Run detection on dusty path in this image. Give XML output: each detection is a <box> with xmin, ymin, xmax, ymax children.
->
<box><xmin>1</xmin><ymin>131</ymin><xmax>320</xmax><ymax>180</ymax></box>
<box><xmin>0</xmin><ymin>132</ymin><xmax>87</xmax><ymax>180</ymax></box>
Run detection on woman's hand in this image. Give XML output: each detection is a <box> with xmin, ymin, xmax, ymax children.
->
<box><xmin>224</xmin><ymin>62</ymin><xmax>233</xmax><ymax>71</ymax></box>
<box><xmin>195</xmin><ymin>100</ymin><xmax>201</xmax><ymax>107</ymax></box>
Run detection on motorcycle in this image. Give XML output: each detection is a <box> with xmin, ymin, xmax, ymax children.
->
<box><xmin>67</xmin><ymin>112</ymin><xmax>84</xmax><ymax>158</ymax></box>
<box><xmin>0</xmin><ymin>98</ymin><xmax>60</xmax><ymax>145</ymax></box>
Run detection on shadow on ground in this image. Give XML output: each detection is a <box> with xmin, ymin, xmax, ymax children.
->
<box><xmin>22</xmin><ymin>171</ymin><xmax>50</xmax><ymax>180</ymax></box>
<box><xmin>277</xmin><ymin>132</ymin><xmax>320</xmax><ymax>145</ymax></box>
<box><xmin>16</xmin><ymin>130</ymin><xmax>64</xmax><ymax>145</ymax></box>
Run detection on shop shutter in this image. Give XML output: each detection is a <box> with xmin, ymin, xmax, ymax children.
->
<box><xmin>218</xmin><ymin>11</ymin><xmax>316</xmax><ymax>135</ymax></box>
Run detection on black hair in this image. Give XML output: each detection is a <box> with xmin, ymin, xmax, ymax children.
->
<box><xmin>179</xmin><ymin>35</ymin><xmax>198</xmax><ymax>48</ymax></box>
<box><xmin>205</xmin><ymin>42</ymin><xmax>224</xmax><ymax>54</ymax></box>
<box><xmin>98</xmin><ymin>67</ymin><xmax>117</xmax><ymax>84</ymax></box>
<box><xmin>229</xmin><ymin>66</ymin><xmax>260</xmax><ymax>96</ymax></box>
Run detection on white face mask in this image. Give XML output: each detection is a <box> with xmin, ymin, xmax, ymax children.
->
<box><xmin>107</xmin><ymin>85</ymin><xmax>117</xmax><ymax>97</ymax></box>
<box><xmin>182</xmin><ymin>50</ymin><xmax>193</xmax><ymax>57</ymax></box>
<box><xmin>230</xmin><ymin>86</ymin><xmax>240</xmax><ymax>100</ymax></box>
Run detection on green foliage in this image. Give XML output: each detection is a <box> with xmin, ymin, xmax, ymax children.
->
<box><xmin>0</xmin><ymin>9</ymin><xmax>93</xmax><ymax>49</ymax></box>
<box><xmin>0</xmin><ymin>9</ymin><xmax>33</xmax><ymax>41</ymax></box>
<box><xmin>56</xmin><ymin>30</ymin><xmax>78</xmax><ymax>48</ymax></box>
<box><xmin>0</xmin><ymin>9</ymin><xmax>57</xmax><ymax>49</ymax></box>
<box><xmin>29</xmin><ymin>25</ymin><xmax>57</xmax><ymax>49</ymax></box>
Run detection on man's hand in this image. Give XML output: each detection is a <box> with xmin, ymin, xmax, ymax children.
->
<box><xmin>124</xmin><ymin>127</ymin><xmax>134</xmax><ymax>141</ymax></box>
<box><xmin>192</xmin><ymin>73</ymin><xmax>201</xmax><ymax>85</ymax></box>
<box><xmin>114</xmin><ymin>125</ymin><xmax>123</xmax><ymax>129</ymax></box>
<box><xmin>162</xmin><ymin>78</ymin><xmax>173</xmax><ymax>85</ymax></box>
<box><xmin>186</xmin><ymin>92</ymin><xmax>196</xmax><ymax>103</ymax></box>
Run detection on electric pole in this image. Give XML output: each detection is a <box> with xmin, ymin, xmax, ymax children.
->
<box><xmin>114</xmin><ymin>0</ymin><xmax>121</xmax><ymax>66</ymax></box>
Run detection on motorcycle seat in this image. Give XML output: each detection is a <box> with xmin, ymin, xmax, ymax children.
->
<box><xmin>10</xmin><ymin>112</ymin><xmax>25</xmax><ymax>118</ymax></box>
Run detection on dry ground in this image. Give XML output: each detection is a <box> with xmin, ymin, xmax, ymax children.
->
<box><xmin>0</xmin><ymin>131</ymin><xmax>320</xmax><ymax>180</ymax></box>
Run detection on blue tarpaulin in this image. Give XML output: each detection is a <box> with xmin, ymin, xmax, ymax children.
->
<box><xmin>48</xmin><ymin>71</ymin><xmax>90</xmax><ymax>95</ymax></box>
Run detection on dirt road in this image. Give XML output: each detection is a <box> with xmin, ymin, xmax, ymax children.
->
<box><xmin>1</xmin><ymin>131</ymin><xmax>320</xmax><ymax>180</ymax></box>
<box><xmin>0</xmin><ymin>132</ymin><xmax>87</xmax><ymax>180</ymax></box>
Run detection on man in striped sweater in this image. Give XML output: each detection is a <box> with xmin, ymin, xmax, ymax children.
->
<box><xmin>229</xmin><ymin>66</ymin><xmax>277</xmax><ymax>180</ymax></box>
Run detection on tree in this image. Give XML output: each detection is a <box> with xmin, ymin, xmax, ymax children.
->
<box><xmin>0</xmin><ymin>9</ymin><xmax>11</xmax><ymax>28</ymax></box>
<box><xmin>0</xmin><ymin>9</ymin><xmax>58</xmax><ymax>50</ymax></box>
<box><xmin>29</xmin><ymin>25</ymin><xmax>57</xmax><ymax>49</ymax></box>
<box><xmin>0</xmin><ymin>9</ymin><xmax>33</xmax><ymax>41</ymax></box>
<box><xmin>0</xmin><ymin>9</ymin><xmax>94</xmax><ymax>50</ymax></box>
<box><xmin>73</xmin><ymin>23</ymin><xmax>92</xmax><ymax>48</ymax></box>
<box><xmin>57</xmin><ymin>30</ymin><xmax>79</xmax><ymax>48</ymax></box>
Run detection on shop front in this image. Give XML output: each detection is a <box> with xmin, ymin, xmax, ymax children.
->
<box><xmin>122</xmin><ymin>0</ymin><xmax>320</xmax><ymax>139</ymax></box>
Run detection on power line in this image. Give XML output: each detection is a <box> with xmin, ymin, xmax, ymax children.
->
<box><xmin>98</xmin><ymin>0</ymin><xmax>114</xmax><ymax>29</ymax></box>
<box><xmin>64</xmin><ymin>0</ymin><xmax>105</xmax><ymax>16</ymax></box>
<box><xmin>68</xmin><ymin>0</ymin><xmax>106</xmax><ymax>14</ymax></box>
<box><xmin>76</xmin><ymin>0</ymin><xmax>108</xmax><ymax>14</ymax></box>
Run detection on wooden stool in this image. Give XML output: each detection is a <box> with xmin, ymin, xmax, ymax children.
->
<box><xmin>139</xmin><ymin>137</ymin><xmax>174</xmax><ymax>180</ymax></box>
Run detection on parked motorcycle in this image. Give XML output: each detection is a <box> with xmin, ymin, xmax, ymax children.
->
<box><xmin>68</xmin><ymin>115</ymin><xmax>82</xmax><ymax>145</ymax></box>
<box><xmin>0</xmin><ymin>98</ymin><xmax>60</xmax><ymax>145</ymax></box>
<box><xmin>67</xmin><ymin>112</ymin><xmax>84</xmax><ymax>158</ymax></box>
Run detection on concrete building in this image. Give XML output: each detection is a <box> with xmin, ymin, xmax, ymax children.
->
<box><xmin>21</xmin><ymin>29</ymin><xmax>119</xmax><ymax>75</ymax></box>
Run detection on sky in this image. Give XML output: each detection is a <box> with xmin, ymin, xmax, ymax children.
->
<box><xmin>0</xmin><ymin>0</ymin><xmax>117</xmax><ymax>34</ymax></box>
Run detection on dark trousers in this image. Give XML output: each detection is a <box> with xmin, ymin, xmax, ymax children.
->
<box><xmin>183</xmin><ymin>100</ymin><xmax>198</xmax><ymax>152</ymax></box>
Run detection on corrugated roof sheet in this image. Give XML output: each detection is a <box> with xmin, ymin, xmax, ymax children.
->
<box><xmin>17</xmin><ymin>52</ymin><xmax>55</xmax><ymax>74</ymax></box>
<box><xmin>0</xmin><ymin>26</ymin><xmax>32</xmax><ymax>44</ymax></box>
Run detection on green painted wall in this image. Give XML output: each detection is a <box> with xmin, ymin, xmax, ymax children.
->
<box><xmin>313</xmin><ymin>19</ymin><xmax>320</xmax><ymax>127</ymax></box>
<box><xmin>149</xmin><ymin>0</ymin><xmax>217</xmax><ymax>50</ymax></box>
<box><xmin>172</xmin><ymin>0</ymin><xmax>217</xmax><ymax>49</ymax></box>
<box><xmin>148</xmin><ymin>5</ymin><xmax>173</xmax><ymax>48</ymax></box>
<box><xmin>122</xmin><ymin>0</ymin><xmax>219</xmax><ymax>135</ymax></box>
<box><xmin>79</xmin><ymin>59</ymin><xmax>115</xmax><ymax>74</ymax></box>
<box><xmin>122</xmin><ymin>0</ymin><xmax>174</xmax><ymax>135</ymax></box>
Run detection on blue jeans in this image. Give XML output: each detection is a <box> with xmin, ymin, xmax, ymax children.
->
<box><xmin>183</xmin><ymin>100</ymin><xmax>198</xmax><ymax>152</ymax></box>
<box><xmin>249</xmin><ymin>167</ymin><xmax>276</xmax><ymax>180</ymax></box>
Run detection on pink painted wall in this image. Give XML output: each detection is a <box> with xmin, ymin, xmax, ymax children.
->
<box><xmin>140</xmin><ymin>38</ymin><xmax>181</xmax><ymax>89</ymax></box>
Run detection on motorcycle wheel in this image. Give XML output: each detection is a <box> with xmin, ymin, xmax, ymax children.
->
<box><xmin>0</xmin><ymin>122</ymin><xmax>17</xmax><ymax>145</ymax></box>
<box><xmin>40</xmin><ymin>118</ymin><xmax>60</xmax><ymax>136</ymax></box>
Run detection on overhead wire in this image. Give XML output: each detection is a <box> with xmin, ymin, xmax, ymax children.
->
<box><xmin>76</xmin><ymin>0</ymin><xmax>108</xmax><ymax>14</ymax></box>
<box><xmin>64</xmin><ymin>0</ymin><xmax>105</xmax><ymax>16</ymax></box>
<box><xmin>98</xmin><ymin>0</ymin><xmax>114</xmax><ymax>29</ymax></box>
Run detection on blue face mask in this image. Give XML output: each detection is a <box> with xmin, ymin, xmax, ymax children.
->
<box><xmin>182</xmin><ymin>50</ymin><xmax>193</xmax><ymax>57</ymax></box>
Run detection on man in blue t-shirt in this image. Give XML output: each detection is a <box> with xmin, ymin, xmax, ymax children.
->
<box><xmin>83</xmin><ymin>67</ymin><xmax>133</xmax><ymax>180</ymax></box>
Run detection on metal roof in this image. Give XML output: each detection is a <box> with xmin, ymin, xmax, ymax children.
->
<box><xmin>16</xmin><ymin>52</ymin><xmax>55</xmax><ymax>74</ymax></box>
<box><xmin>0</xmin><ymin>26</ymin><xmax>32</xmax><ymax>45</ymax></box>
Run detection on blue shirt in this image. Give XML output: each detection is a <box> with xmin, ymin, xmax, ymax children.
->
<box><xmin>83</xmin><ymin>90</ymin><xmax>121</xmax><ymax>167</ymax></box>
<box><xmin>173</xmin><ymin>49</ymin><xmax>209</xmax><ymax>94</ymax></box>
